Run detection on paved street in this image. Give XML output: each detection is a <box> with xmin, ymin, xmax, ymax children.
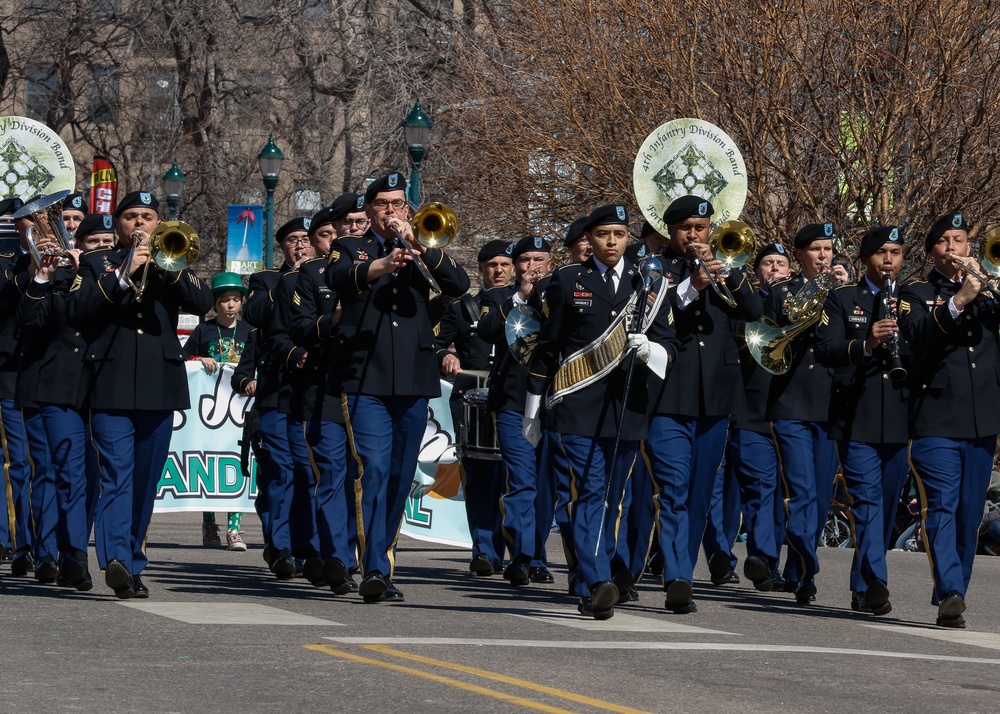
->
<box><xmin>1</xmin><ymin>512</ymin><xmax>997</xmax><ymax>713</ymax></box>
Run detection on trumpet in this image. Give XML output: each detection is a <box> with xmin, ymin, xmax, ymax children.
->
<box><xmin>689</xmin><ymin>220</ymin><xmax>757</xmax><ymax>308</ymax></box>
<box><xmin>124</xmin><ymin>220</ymin><xmax>201</xmax><ymax>296</ymax></box>
<box><xmin>387</xmin><ymin>202</ymin><xmax>458</xmax><ymax>295</ymax></box>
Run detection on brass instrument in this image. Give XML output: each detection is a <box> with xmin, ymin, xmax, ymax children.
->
<box><xmin>744</xmin><ymin>266</ymin><xmax>837</xmax><ymax>375</ymax></box>
<box><xmin>124</xmin><ymin>220</ymin><xmax>200</xmax><ymax>296</ymax></box>
<box><xmin>388</xmin><ymin>202</ymin><xmax>458</xmax><ymax>294</ymax></box>
<box><xmin>12</xmin><ymin>190</ymin><xmax>74</xmax><ymax>269</ymax></box>
<box><xmin>946</xmin><ymin>227</ymin><xmax>1000</xmax><ymax>299</ymax></box>
<box><xmin>694</xmin><ymin>220</ymin><xmax>757</xmax><ymax>308</ymax></box>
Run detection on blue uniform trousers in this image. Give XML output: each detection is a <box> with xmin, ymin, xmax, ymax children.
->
<box><xmin>257</xmin><ymin>409</ymin><xmax>295</xmax><ymax>552</ymax></box>
<box><xmin>305</xmin><ymin>419</ymin><xmax>350</xmax><ymax>563</ymax></box>
<box><xmin>497</xmin><ymin>410</ymin><xmax>537</xmax><ymax>561</ymax></box>
<box><xmin>837</xmin><ymin>441</ymin><xmax>908</xmax><ymax>592</ymax></box>
<box><xmin>702</xmin><ymin>453</ymin><xmax>742</xmax><ymax>569</ymax></box>
<box><xmin>248</xmin><ymin>416</ymin><xmax>272</xmax><ymax>544</ymax></box>
<box><xmin>558</xmin><ymin>433</ymin><xmax>634</xmax><ymax>596</ymax></box>
<box><xmin>627</xmin><ymin>451</ymin><xmax>657</xmax><ymax>580</ymax></box>
<box><xmin>84</xmin><ymin>421</ymin><xmax>100</xmax><ymax>532</ymax></box>
<box><xmin>460</xmin><ymin>455</ymin><xmax>504</xmax><ymax>562</ymax></box>
<box><xmin>531</xmin><ymin>435</ymin><xmax>554</xmax><ymax>569</ymax></box>
<box><xmin>771</xmin><ymin>419</ymin><xmax>838</xmax><ymax>584</ymax></box>
<box><xmin>549</xmin><ymin>430</ymin><xmax>578</xmax><ymax>576</ymax></box>
<box><xmin>646</xmin><ymin>415</ymin><xmax>728</xmax><ymax>585</ymax></box>
<box><xmin>22</xmin><ymin>408</ymin><xmax>56</xmax><ymax>561</ymax></box>
<box><xmin>41</xmin><ymin>406</ymin><xmax>94</xmax><ymax>556</ymax></box>
<box><xmin>91</xmin><ymin>409</ymin><xmax>173</xmax><ymax>575</ymax></box>
<box><xmin>0</xmin><ymin>399</ymin><xmax>31</xmax><ymax>552</ymax></box>
<box><xmin>345</xmin><ymin>394</ymin><xmax>427</xmax><ymax>578</ymax></box>
<box><xmin>287</xmin><ymin>418</ymin><xmax>320</xmax><ymax>557</ymax></box>
<box><xmin>729</xmin><ymin>429</ymin><xmax>781</xmax><ymax>568</ymax></box>
<box><xmin>909</xmin><ymin>436</ymin><xmax>994</xmax><ymax>604</ymax></box>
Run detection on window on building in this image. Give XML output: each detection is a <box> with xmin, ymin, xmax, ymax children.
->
<box><xmin>24</xmin><ymin>66</ymin><xmax>56</xmax><ymax>121</ymax></box>
<box><xmin>86</xmin><ymin>66</ymin><xmax>119</xmax><ymax>125</ymax></box>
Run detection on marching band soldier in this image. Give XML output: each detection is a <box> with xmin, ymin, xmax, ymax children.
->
<box><xmin>478</xmin><ymin>235</ymin><xmax>553</xmax><ymax>585</ymax></box>
<box><xmin>332</xmin><ymin>192</ymin><xmax>371</xmax><ymax>238</ymax></box>
<box><xmin>815</xmin><ymin>226</ymin><xmax>910</xmax><ymax>616</ymax></box>
<box><xmin>646</xmin><ymin>195</ymin><xmax>762</xmax><ymax>613</ymax></box>
<box><xmin>66</xmin><ymin>190</ymin><xmax>213</xmax><ymax>598</ymax></box>
<box><xmin>898</xmin><ymin>212</ymin><xmax>1000</xmax><ymax>628</ymax></box>
<box><xmin>624</xmin><ymin>220</ymin><xmax>667</xmax><ymax>263</ymax></box>
<box><xmin>524</xmin><ymin>204</ymin><xmax>678</xmax><ymax>619</ymax></box>
<box><xmin>326</xmin><ymin>172</ymin><xmax>469</xmax><ymax>603</ymax></box>
<box><xmin>763</xmin><ymin>222</ymin><xmax>841</xmax><ymax>604</ymax></box>
<box><xmin>563</xmin><ymin>216</ymin><xmax>593</xmax><ymax>263</ymax></box>
<box><xmin>435</xmin><ymin>238</ymin><xmax>512</xmax><ymax>576</ymax></box>
<box><xmin>61</xmin><ymin>193</ymin><xmax>88</xmax><ymax>240</ymax></box>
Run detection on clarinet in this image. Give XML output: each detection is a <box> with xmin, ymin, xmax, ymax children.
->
<box><xmin>881</xmin><ymin>271</ymin><xmax>907</xmax><ymax>383</ymax></box>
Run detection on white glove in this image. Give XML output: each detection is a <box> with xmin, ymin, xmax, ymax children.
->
<box><xmin>522</xmin><ymin>393</ymin><xmax>542</xmax><ymax>447</ymax></box>
<box><xmin>628</xmin><ymin>333</ymin><xmax>651</xmax><ymax>363</ymax></box>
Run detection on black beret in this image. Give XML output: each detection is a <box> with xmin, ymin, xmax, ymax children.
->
<box><xmin>563</xmin><ymin>215</ymin><xmax>589</xmax><ymax>247</ymax></box>
<box><xmin>329</xmin><ymin>192</ymin><xmax>363</xmax><ymax>222</ymax></box>
<box><xmin>276</xmin><ymin>217</ymin><xmax>311</xmax><ymax>243</ymax></box>
<box><xmin>662</xmin><ymin>195</ymin><xmax>713</xmax><ymax>225</ymax></box>
<box><xmin>512</xmin><ymin>235</ymin><xmax>551</xmax><ymax>260</ymax></box>
<box><xmin>364</xmin><ymin>172</ymin><xmax>408</xmax><ymax>204</ymax></box>
<box><xmin>639</xmin><ymin>220</ymin><xmax>659</xmax><ymax>240</ymax></box>
<box><xmin>0</xmin><ymin>197</ymin><xmax>24</xmax><ymax>216</ymax></box>
<box><xmin>793</xmin><ymin>222</ymin><xmax>836</xmax><ymax>249</ymax></box>
<box><xmin>63</xmin><ymin>193</ymin><xmax>88</xmax><ymax>214</ymax></box>
<box><xmin>583</xmin><ymin>204</ymin><xmax>629</xmax><ymax>233</ymax></box>
<box><xmin>308</xmin><ymin>207</ymin><xmax>334</xmax><ymax>234</ymax></box>
<box><xmin>477</xmin><ymin>239</ymin><xmax>513</xmax><ymax>263</ymax></box>
<box><xmin>113</xmin><ymin>190</ymin><xmax>159</xmax><ymax>218</ymax></box>
<box><xmin>858</xmin><ymin>226</ymin><xmax>903</xmax><ymax>259</ymax></box>
<box><xmin>753</xmin><ymin>242</ymin><xmax>790</xmax><ymax>272</ymax></box>
<box><xmin>75</xmin><ymin>212</ymin><xmax>116</xmax><ymax>240</ymax></box>
<box><xmin>925</xmin><ymin>212</ymin><xmax>967</xmax><ymax>252</ymax></box>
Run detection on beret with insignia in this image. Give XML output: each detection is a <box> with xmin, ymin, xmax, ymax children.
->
<box><xmin>662</xmin><ymin>195</ymin><xmax>713</xmax><ymax>225</ymax></box>
<box><xmin>925</xmin><ymin>211</ymin><xmax>967</xmax><ymax>251</ymax></box>
<box><xmin>114</xmin><ymin>190</ymin><xmax>160</xmax><ymax>218</ymax></box>
<box><xmin>364</xmin><ymin>172</ymin><xmax>407</xmax><ymax>204</ymax></box>
<box><xmin>63</xmin><ymin>193</ymin><xmax>88</xmax><ymax>214</ymax></box>
<box><xmin>308</xmin><ymin>207</ymin><xmax>335</xmax><ymax>234</ymax></box>
<box><xmin>858</xmin><ymin>225</ymin><xmax>903</xmax><ymax>259</ymax></box>
<box><xmin>583</xmin><ymin>204</ymin><xmax>629</xmax><ymax>233</ymax></box>
<box><xmin>793</xmin><ymin>222</ymin><xmax>836</xmax><ymax>249</ymax></box>
<box><xmin>563</xmin><ymin>215</ymin><xmax>589</xmax><ymax>247</ymax></box>
<box><xmin>328</xmin><ymin>192</ymin><xmax>363</xmax><ymax>222</ymax></box>
<box><xmin>276</xmin><ymin>217</ymin><xmax>310</xmax><ymax>243</ymax></box>
<box><xmin>477</xmin><ymin>239</ymin><xmax>513</xmax><ymax>263</ymax></box>
<box><xmin>512</xmin><ymin>235</ymin><xmax>551</xmax><ymax>260</ymax></box>
<box><xmin>0</xmin><ymin>197</ymin><xmax>25</xmax><ymax>216</ymax></box>
<box><xmin>75</xmin><ymin>213</ymin><xmax>116</xmax><ymax>240</ymax></box>
<box><xmin>753</xmin><ymin>242</ymin><xmax>788</xmax><ymax>272</ymax></box>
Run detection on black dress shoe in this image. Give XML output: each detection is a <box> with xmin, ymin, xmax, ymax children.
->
<box><xmin>782</xmin><ymin>577</ymin><xmax>798</xmax><ymax>593</ymax></box>
<box><xmin>359</xmin><ymin>571</ymin><xmax>389</xmax><ymax>603</ymax></box>
<box><xmin>665</xmin><ymin>579</ymin><xmax>694</xmax><ymax>614</ymax></box>
<box><xmin>567</xmin><ymin>569</ymin><xmax>579</xmax><ymax>596</ymax></box>
<box><xmin>864</xmin><ymin>580</ymin><xmax>892</xmax><ymax>616</ymax></box>
<box><xmin>646</xmin><ymin>550</ymin><xmax>664</xmax><ymax>577</ymax></box>
<box><xmin>771</xmin><ymin>570</ymin><xmax>787</xmax><ymax>592</ymax></box>
<box><xmin>270</xmin><ymin>551</ymin><xmax>296</xmax><ymax>580</ymax></box>
<box><xmin>503</xmin><ymin>558</ymin><xmax>530</xmax><ymax>586</ymax></box>
<box><xmin>850</xmin><ymin>591</ymin><xmax>871</xmax><ymax>613</ymax></box>
<box><xmin>708</xmin><ymin>550</ymin><xmax>735</xmax><ymax>585</ymax></box>
<box><xmin>628</xmin><ymin>586</ymin><xmax>639</xmax><ymax>602</ymax></box>
<box><xmin>34</xmin><ymin>555</ymin><xmax>58</xmax><ymax>584</ymax></box>
<box><xmin>104</xmin><ymin>560</ymin><xmax>135</xmax><ymax>599</ymax></box>
<box><xmin>529</xmin><ymin>566</ymin><xmax>555</xmax><ymax>584</ymax></box>
<box><xmin>794</xmin><ymin>580</ymin><xmax>817</xmax><ymax>604</ymax></box>
<box><xmin>469</xmin><ymin>554</ymin><xmax>493</xmax><ymax>576</ymax></box>
<box><xmin>10</xmin><ymin>549</ymin><xmax>35</xmax><ymax>576</ymax></box>
<box><xmin>380</xmin><ymin>582</ymin><xmax>405</xmax><ymax>603</ymax></box>
<box><xmin>58</xmin><ymin>552</ymin><xmax>94</xmax><ymax>591</ymax></box>
<box><xmin>132</xmin><ymin>575</ymin><xmax>150</xmax><ymax>599</ymax></box>
<box><xmin>303</xmin><ymin>557</ymin><xmax>325</xmax><ymax>587</ymax></box>
<box><xmin>937</xmin><ymin>591</ymin><xmax>966</xmax><ymax>627</ymax></box>
<box><xmin>491</xmin><ymin>558</ymin><xmax>504</xmax><ymax>575</ymax></box>
<box><xmin>346</xmin><ymin>573</ymin><xmax>359</xmax><ymax>593</ymax></box>
<box><xmin>743</xmin><ymin>556</ymin><xmax>774</xmax><ymax>592</ymax></box>
<box><xmin>612</xmin><ymin>568</ymin><xmax>635</xmax><ymax>603</ymax></box>
<box><xmin>323</xmin><ymin>558</ymin><xmax>350</xmax><ymax>593</ymax></box>
<box><xmin>589</xmin><ymin>581</ymin><xmax>618</xmax><ymax>620</ymax></box>
<box><xmin>262</xmin><ymin>542</ymin><xmax>274</xmax><ymax>567</ymax></box>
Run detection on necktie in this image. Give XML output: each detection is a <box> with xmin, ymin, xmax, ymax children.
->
<box><xmin>605</xmin><ymin>268</ymin><xmax>616</xmax><ymax>299</ymax></box>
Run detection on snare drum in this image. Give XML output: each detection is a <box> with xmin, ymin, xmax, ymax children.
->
<box><xmin>459</xmin><ymin>387</ymin><xmax>502</xmax><ymax>461</ymax></box>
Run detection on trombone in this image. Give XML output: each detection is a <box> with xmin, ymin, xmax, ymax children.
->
<box><xmin>690</xmin><ymin>220</ymin><xmax>757</xmax><ymax>308</ymax></box>
<box><xmin>947</xmin><ymin>226</ymin><xmax>1000</xmax><ymax>299</ymax></box>
<box><xmin>388</xmin><ymin>202</ymin><xmax>458</xmax><ymax>295</ymax></box>
<box><xmin>124</xmin><ymin>220</ymin><xmax>201</xmax><ymax>296</ymax></box>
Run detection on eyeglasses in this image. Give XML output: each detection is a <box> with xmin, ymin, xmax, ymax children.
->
<box><xmin>284</xmin><ymin>236</ymin><xmax>310</xmax><ymax>244</ymax></box>
<box><xmin>338</xmin><ymin>218</ymin><xmax>370</xmax><ymax>228</ymax></box>
<box><xmin>370</xmin><ymin>199</ymin><xmax>407</xmax><ymax>210</ymax></box>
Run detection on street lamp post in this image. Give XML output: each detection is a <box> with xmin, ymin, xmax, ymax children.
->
<box><xmin>162</xmin><ymin>162</ymin><xmax>186</xmax><ymax>221</ymax></box>
<box><xmin>258</xmin><ymin>136</ymin><xmax>285</xmax><ymax>269</ymax></box>
<box><xmin>401</xmin><ymin>102</ymin><xmax>433</xmax><ymax>206</ymax></box>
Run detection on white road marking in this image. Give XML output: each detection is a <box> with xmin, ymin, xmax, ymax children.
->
<box><xmin>324</xmin><ymin>637</ymin><xmax>1000</xmax><ymax>664</ymax></box>
<box><xmin>862</xmin><ymin>624</ymin><xmax>1000</xmax><ymax>650</ymax></box>
<box><xmin>119</xmin><ymin>602</ymin><xmax>345</xmax><ymax>626</ymax></box>
<box><xmin>507</xmin><ymin>608</ymin><xmax>737</xmax><ymax>635</ymax></box>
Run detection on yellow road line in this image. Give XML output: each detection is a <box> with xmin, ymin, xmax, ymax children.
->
<box><xmin>304</xmin><ymin>644</ymin><xmax>578</xmax><ymax>714</ymax></box>
<box><xmin>363</xmin><ymin>644</ymin><xmax>652</xmax><ymax>714</ymax></box>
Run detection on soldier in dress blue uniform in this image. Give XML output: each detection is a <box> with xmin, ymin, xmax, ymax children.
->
<box><xmin>325</xmin><ymin>172</ymin><xmax>470</xmax><ymax>603</ymax></box>
<box><xmin>61</xmin><ymin>193</ymin><xmax>88</xmax><ymax>240</ymax></box>
<box><xmin>436</xmin><ymin>239</ymin><xmax>512</xmax><ymax>576</ymax></box>
<box><xmin>645</xmin><ymin>195</ymin><xmax>762</xmax><ymax>613</ymax></box>
<box><xmin>624</xmin><ymin>220</ymin><xmax>666</xmax><ymax>264</ymax></box>
<box><xmin>66</xmin><ymin>190</ymin><xmax>213</xmax><ymax>598</ymax></box>
<box><xmin>478</xmin><ymin>235</ymin><xmax>554</xmax><ymax>586</ymax></box>
<box><xmin>763</xmin><ymin>222</ymin><xmax>842</xmax><ymax>604</ymax></box>
<box><xmin>815</xmin><ymin>226</ymin><xmax>911</xmax><ymax>616</ymax></box>
<box><xmin>897</xmin><ymin>211</ymin><xmax>1000</xmax><ymax>628</ymax></box>
<box><xmin>524</xmin><ymin>204</ymin><xmax>678</xmax><ymax>619</ymax></box>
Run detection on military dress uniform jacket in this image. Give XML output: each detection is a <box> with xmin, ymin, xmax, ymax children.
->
<box><xmin>651</xmin><ymin>246</ymin><xmax>762</xmax><ymax>417</ymax></box>
<box><xmin>527</xmin><ymin>259</ymin><xmax>676</xmax><ymax>440</ymax></box>
<box><xmin>66</xmin><ymin>245</ymin><xmax>213</xmax><ymax>411</ymax></box>
<box><xmin>15</xmin><ymin>265</ymin><xmax>89</xmax><ymax>409</ymax></box>
<box><xmin>243</xmin><ymin>264</ymin><xmax>294</xmax><ymax>413</ymax></box>
<box><xmin>231</xmin><ymin>328</ymin><xmax>277</xmax><ymax>410</ymax></box>
<box><xmin>762</xmin><ymin>273</ymin><xmax>835</xmax><ymax>423</ymax></box>
<box><xmin>814</xmin><ymin>281</ymin><xmax>911</xmax><ymax>443</ymax></box>
<box><xmin>0</xmin><ymin>251</ymin><xmax>32</xmax><ymax>400</ymax></box>
<box><xmin>730</xmin><ymin>289</ymin><xmax>774</xmax><ymax>434</ymax></box>
<box><xmin>325</xmin><ymin>231</ymin><xmax>470</xmax><ymax>397</ymax></box>
<box><xmin>478</xmin><ymin>284</ymin><xmax>532</xmax><ymax>413</ymax></box>
<box><xmin>243</xmin><ymin>263</ymin><xmax>293</xmax><ymax>330</ymax></box>
<box><xmin>287</xmin><ymin>256</ymin><xmax>343</xmax><ymax>424</ymax></box>
<box><xmin>433</xmin><ymin>292</ymin><xmax>494</xmax><ymax>373</ymax></box>
<box><xmin>898</xmin><ymin>268</ymin><xmax>1000</xmax><ymax>439</ymax></box>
